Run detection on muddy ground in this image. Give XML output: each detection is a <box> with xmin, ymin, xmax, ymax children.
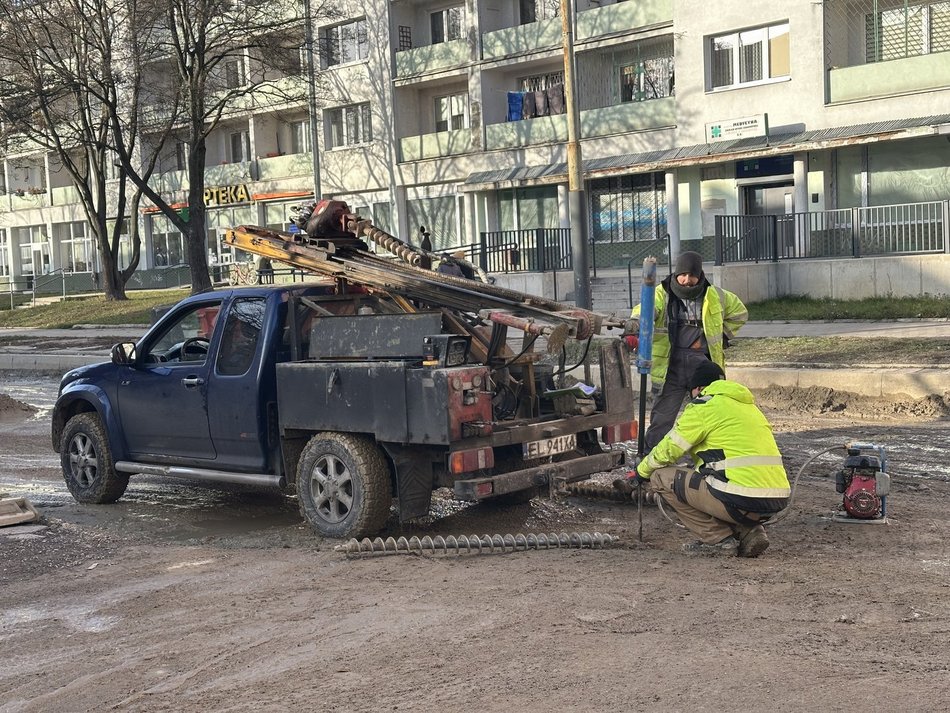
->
<box><xmin>2</xmin><ymin>374</ymin><xmax>950</xmax><ymax>712</ymax></box>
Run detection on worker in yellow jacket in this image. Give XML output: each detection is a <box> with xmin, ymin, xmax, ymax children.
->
<box><xmin>630</xmin><ymin>251</ymin><xmax>747</xmax><ymax>450</ymax></box>
<box><xmin>627</xmin><ymin>361</ymin><xmax>790</xmax><ymax>557</ymax></box>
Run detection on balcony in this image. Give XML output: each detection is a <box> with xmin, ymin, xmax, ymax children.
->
<box><xmin>481</xmin><ymin>17</ymin><xmax>561</xmax><ymax>61</ymax></box>
<box><xmin>828</xmin><ymin>52</ymin><xmax>950</xmax><ymax>103</ymax></box>
<box><xmin>205</xmin><ymin>161</ymin><xmax>253</xmax><ymax>186</ymax></box>
<box><xmin>580</xmin><ymin>96</ymin><xmax>675</xmax><ymax>138</ymax></box>
<box><xmin>400</xmin><ymin>128</ymin><xmax>472</xmax><ymax>161</ymax></box>
<box><xmin>576</xmin><ymin>0</ymin><xmax>673</xmax><ymax>42</ymax></box>
<box><xmin>51</xmin><ymin>185</ymin><xmax>80</xmax><ymax>205</ymax></box>
<box><xmin>8</xmin><ymin>190</ymin><xmax>49</xmax><ymax>211</ymax></box>
<box><xmin>486</xmin><ymin>114</ymin><xmax>567</xmax><ymax>150</ymax></box>
<box><xmin>149</xmin><ymin>169</ymin><xmax>188</xmax><ymax>194</ymax></box>
<box><xmin>256</xmin><ymin>152</ymin><xmax>313</xmax><ymax>181</ymax></box>
<box><xmin>395</xmin><ymin>39</ymin><xmax>468</xmax><ymax>78</ymax></box>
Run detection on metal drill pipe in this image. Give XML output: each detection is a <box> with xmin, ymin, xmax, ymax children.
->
<box><xmin>336</xmin><ymin>532</ymin><xmax>619</xmax><ymax>556</ymax></box>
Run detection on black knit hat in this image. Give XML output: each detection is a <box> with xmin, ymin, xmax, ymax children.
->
<box><xmin>688</xmin><ymin>361</ymin><xmax>725</xmax><ymax>391</ymax></box>
<box><xmin>673</xmin><ymin>251</ymin><xmax>704</xmax><ymax>279</ymax></box>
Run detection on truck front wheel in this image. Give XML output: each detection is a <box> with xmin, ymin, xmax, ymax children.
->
<box><xmin>60</xmin><ymin>413</ymin><xmax>129</xmax><ymax>504</ymax></box>
<box><xmin>297</xmin><ymin>433</ymin><xmax>392</xmax><ymax>539</ymax></box>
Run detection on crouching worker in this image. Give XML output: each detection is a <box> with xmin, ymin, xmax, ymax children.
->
<box><xmin>624</xmin><ymin>361</ymin><xmax>790</xmax><ymax>557</ymax></box>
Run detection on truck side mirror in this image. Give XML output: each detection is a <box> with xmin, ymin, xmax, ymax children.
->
<box><xmin>111</xmin><ymin>342</ymin><xmax>137</xmax><ymax>365</ymax></box>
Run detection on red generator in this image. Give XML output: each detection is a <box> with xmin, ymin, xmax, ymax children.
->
<box><xmin>833</xmin><ymin>443</ymin><xmax>889</xmax><ymax>524</ymax></box>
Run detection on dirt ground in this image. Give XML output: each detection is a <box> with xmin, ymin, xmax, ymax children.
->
<box><xmin>2</xmin><ymin>375</ymin><xmax>950</xmax><ymax>712</ymax></box>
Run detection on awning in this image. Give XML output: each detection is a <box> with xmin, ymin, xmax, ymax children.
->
<box><xmin>461</xmin><ymin>114</ymin><xmax>950</xmax><ymax>191</ymax></box>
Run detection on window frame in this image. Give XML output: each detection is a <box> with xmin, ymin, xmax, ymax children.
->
<box><xmin>434</xmin><ymin>92</ymin><xmax>468</xmax><ymax>133</ymax></box>
<box><xmin>707</xmin><ymin>20</ymin><xmax>790</xmax><ymax>91</ymax></box>
<box><xmin>321</xmin><ymin>18</ymin><xmax>369</xmax><ymax>68</ymax></box>
<box><xmin>325</xmin><ymin>102</ymin><xmax>373</xmax><ymax>149</ymax></box>
<box><xmin>430</xmin><ymin>6</ymin><xmax>464</xmax><ymax>44</ymax></box>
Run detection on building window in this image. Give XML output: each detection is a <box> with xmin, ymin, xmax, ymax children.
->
<box><xmin>59</xmin><ymin>221</ymin><xmax>93</xmax><ymax>272</ymax></box>
<box><xmin>326</xmin><ymin>103</ymin><xmax>372</xmax><ymax>148</ymax></box>
<box><xmin>519</xmin><ymin>0</ymin><xmax>559</xmax><ymax>25</ymax></box>
<box><xmin>175</xmin><ymin>140</ymin><xmax>189</xmax><ymax>171</ymax></box>
<box><xmin>322</xmin><ymin>19</ymin><xmax>368</xmax><ymax>67</ymax></box>
<box><xmin>290</xmin><ymin>120</ymin><xmax>311</xmax><ymax>153</ymax></box>
<box><xmin>430</xmin><ymin>6</ymin><xmax>464</xmax><ymax>44</ymax></box>
<box><xmin>621</xmin><ymin>57</ymin><xmax>674</xmax><ymax>102</ymax></box>
<box><xmin>709</xmin><ymin>21</ymin><xmax>789</xmax><ymax>89</ymax></box>
<box><xmin>866</xmin><ymin>1</ymin><xmax>950</xmax><ymax>62</ymax></box>
<box><xmin>435</xmin><ymin>93</ymin><xmax>468</xmax><ymax>132</ymax></box>
<box><xmin>0</xmin><ymin>229</ymin><xmax>8</xmax><ymax>276</ymax></box>
<box><xmin>224</xmin><ymin>57</ymin><xmax>246</xmax><ymax>88</ymax></box>
<box><xmin>229</xmin><ymin>131</ymin><xmax>250</xmax><ymax>163</ymax></box>
<box><xmin>519</xmin><ymin>71</ymin><xmax>563</xmax><ymax>93</ymax></box>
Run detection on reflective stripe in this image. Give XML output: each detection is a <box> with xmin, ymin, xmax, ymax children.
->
<box><xmin>668</xmin><ymin>429</ymin><xmax>693</xmax><ymax>452</ymax></box>
<box><xmin>645</xmin><ymin>452</ymin><xmax>665</xmax><ymax>470</ymax></box>
<box><xmin>706</xmin><ymin>476</ymin><xmax>790</xmax><ymax>498</ymax></box>
<box><xmin>707</xmin><ymin>455</ymin><xmax>784</xmax><ymax>471</ymax></box>
<box><xmin>707</xmin><ymin>333</ymin><xmax>723</xmax><ymax>346</ymax></box>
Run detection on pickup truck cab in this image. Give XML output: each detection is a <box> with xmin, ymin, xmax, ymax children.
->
<box><xmin>52</xmin><ymin>283</ymin><xmax>634</xmax><ymax>538</ymax></box>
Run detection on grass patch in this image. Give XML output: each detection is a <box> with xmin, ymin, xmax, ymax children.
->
<box><xmin>729</xmin><ymin>336</ymin><xmax>950</xmax><ymax>365</ymax></box>
<box><xmin>747</xmin><ymin>295</ymin><xmax>950</xmax><ymax>321</ymax></box>
<box><xmin>0</xmin><ymin>289</ymin><xmax>189</xmax><ymax>329</ymax></box>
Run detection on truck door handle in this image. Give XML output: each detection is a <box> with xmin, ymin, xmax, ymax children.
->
<box><xmin>181</xmin><ymin>376</ymin><xmax>205</xmax><ymax>388</ymax></box>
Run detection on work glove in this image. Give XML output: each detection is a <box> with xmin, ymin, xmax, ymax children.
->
<box><xmin>623</xmin><ymin>334</ymin><xmax>639</xmax><ymax>351</ymax></box>
<box><xmin>612</xmin><ymin>470</ymin><xmax>649</xmax><ymax>497</ymax></box>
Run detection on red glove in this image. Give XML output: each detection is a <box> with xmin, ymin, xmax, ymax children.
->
<box><xmin>623</xmin><ymin>335</ymin><xmax>639</xmax><ymax>350</ymax></box>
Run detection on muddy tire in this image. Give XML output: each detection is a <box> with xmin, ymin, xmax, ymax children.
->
<box><xmin>60</xmin><ymin>413</ymin><xmax>129</xmax><ymax>504</ymax></box>
<box><xmin>297</xmin><ymin>433</ymin><xmax>392</xmax><ymax>539</ymax></box>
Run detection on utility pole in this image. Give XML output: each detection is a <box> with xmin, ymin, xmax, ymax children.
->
<box><xmin>559</xmin><ymin>0</ymin><xmax>591</xmax><ymax>309</ymax></box>
<box><xmin>304</xmin><ymin>0</ymin><xmax>322</xmax><ymax>200</ymax></box>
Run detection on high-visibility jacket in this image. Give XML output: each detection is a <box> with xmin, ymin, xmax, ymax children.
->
<box><xmin>631</xmin><ymin>277</ymin><xmax>748</xmax><ymax>386</ymax></box>
<box><xmin>637</xmin><ymin>379</ymin><xmax>790</xmax><ymax>505</ymax></box>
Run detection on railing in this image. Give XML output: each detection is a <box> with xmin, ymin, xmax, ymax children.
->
<box><xmin>31</xmin><ymin>268</ymin><xmax>68</xmax><ymax>306</ymax></box>
<box><xmin>625</xmin><ymin>235</ymin><xmax>672</xmax><ymax>310</ymax></box>
<box><xmin>478</xmin><ymin>228</ymin><xmax>573</xmax><ymax>273</ymax></box>
<box><xmin>715</xmin><ymin>200</ymin><xmax>949</xmax><ymax>264</ymax></box>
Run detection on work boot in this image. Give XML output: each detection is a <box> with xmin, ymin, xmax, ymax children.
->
<box><xmin>681</xmin><ymin>536</ymin><xmax>738</xmax><ymax>555</ymax></box>
<box><xmin>737</xmin><ymin>524</ymin><xmax>769</xmax><ymax>558</ymax></box>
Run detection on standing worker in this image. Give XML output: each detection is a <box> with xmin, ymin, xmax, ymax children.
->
<box><xmin>629</xmin><ymin>250</ymin><xmax>747</xmax><ymax>451</ymax></box>
<box><xmin>621</xmin><ymin>362</ymin><xmax>790</xmax><ymax>557</ymax></box>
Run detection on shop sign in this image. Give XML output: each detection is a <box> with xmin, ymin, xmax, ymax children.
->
<box><xmin>204</xmin><ymin>184</ymin><xmax>251</xmax><ymax>206</ymax></box>
<box><xmin>705</xmin><ymin>114</ymin><xmax>769</xmax><ymax>143</ymax></box>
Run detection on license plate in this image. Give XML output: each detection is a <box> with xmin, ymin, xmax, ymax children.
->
<box><xmin>523</xmin><ymin>433</ymin><xmax>576</xmax><ymax>458</ymax></box>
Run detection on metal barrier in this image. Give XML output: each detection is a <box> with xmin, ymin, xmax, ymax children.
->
<box><xmin>478</xmin><ymin>228</ymin><xmax>573</xmax><ymax>273</ymax></box>
<box><xmin>715</xmin><ymin>200</ymin><xmax>950</xmax><ymax>264</ymax></box>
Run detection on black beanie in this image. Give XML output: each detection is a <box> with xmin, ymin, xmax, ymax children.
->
<box><xmin>688</xmin><ymin>361</ymin><xmax>725</xmax><ymax>391</ymax></box>
<box><xmin>673</xmin><ymin>251</ymin><xmax>704</xmax><ymax>278</ymax></box>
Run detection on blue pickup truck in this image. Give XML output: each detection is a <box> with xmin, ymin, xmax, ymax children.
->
<box><xmin>51</xmin><ymin>283</ymin><xmax>635</xmax><ymax>538</ymax></box>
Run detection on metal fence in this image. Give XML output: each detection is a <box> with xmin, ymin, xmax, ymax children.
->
<box><xmin>715</xmin><ymin>200</ymin><xmax>950</xmax><ymax>264</ymax></box>
<box><xmin>477</xmin><ymin>228</ymin><xmax>573</xmax><ymax>273</ymax></box>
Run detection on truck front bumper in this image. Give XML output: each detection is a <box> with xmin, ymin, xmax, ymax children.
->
<box><xmin>453</xmin><ymin>450</ymin><xmax>624</xmax><ymax>500</ymax></box>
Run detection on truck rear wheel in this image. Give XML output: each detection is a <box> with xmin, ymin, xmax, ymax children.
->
<box><xmin>60</xmin><ymin>413</ymin><xmax>129</xmax><ymax>504</ymax></box>
<box><xmin>297</xmin><ymin>433</ymin><xmax>392</xmax><ymax>539</ymax></box>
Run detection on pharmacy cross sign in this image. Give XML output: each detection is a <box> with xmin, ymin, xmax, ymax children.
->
<box><xmin>704</xmin><ymin>114</ymin><xmax>768</xmax><ymax>143</ymax></box>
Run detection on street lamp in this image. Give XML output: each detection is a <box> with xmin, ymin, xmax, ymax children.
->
<box><xmin>559</xmin><ymin>0</ymin><xmax>591</xmax><ymax>309</ymax></box>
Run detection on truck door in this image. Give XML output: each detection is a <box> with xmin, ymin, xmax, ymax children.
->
<box><xmin>207</xmin><ymin>296</ymin><xmax>270</xmax><ymax>470</ymax></box>
<box><xmin>118</xmin><ymin>297</ymin><xmax>223</xmax><ymax>460</ymax></box>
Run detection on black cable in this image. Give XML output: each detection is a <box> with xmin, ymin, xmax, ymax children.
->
<box><xmin>552</xmin><ymin>336</ymin><xmax>594</xmax><ymax>375</ymax></box>
<box><xmin>501</xmin><ymin>333</ymin><xmax>540</xmax><ymax>367</ymax></box>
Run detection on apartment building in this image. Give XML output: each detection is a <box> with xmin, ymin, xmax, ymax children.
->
<box><xmin>1</xmin><ymin>0</ymin><xmax>948</xmax><ymax>288</ymax></box>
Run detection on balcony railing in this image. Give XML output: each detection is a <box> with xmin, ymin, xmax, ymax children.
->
<box><xmin>399</xmin><ymin>128</ymin><xmax>472</xmax><ymax>161</ymax></box>
<box><xmin>395</xmin><ymin>39</ymin><xmax>468</xmax><ymax>78</ymax></box>
<box><xmin>715</xmin><ymin>201</ymin><xmax>950</xmax><ymax>264</ymax></box>
<box><xmin>576</xmin><ymin>0</ymin><xmax>673</xmax><ymax>42</ymax></box>
<box><xmin>481</xmin><ymin>17</ymin><xmax>561</xmax><ymax>61</ymax></box>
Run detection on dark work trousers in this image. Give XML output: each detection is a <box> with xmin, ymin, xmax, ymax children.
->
<box><xmin>643</xmin><ymin>351</ymin><xmax>710</xmax><ymax>451</ymax></box>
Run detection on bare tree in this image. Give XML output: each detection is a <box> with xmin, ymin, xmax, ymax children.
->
<box><xmin>110</xmin><ymin>0</ymin><xmax>310</xmax><ymax>294</ymax></box>
<box><xmin>0</xmin><ymin>0</ymin><xmax>157</xmax><ymax>300</ymax></box>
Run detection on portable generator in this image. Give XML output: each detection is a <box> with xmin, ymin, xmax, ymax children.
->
<box><xmin>833</xmin><ymin>442</ymin><xmax>889</xmax><ymax>524</ymax></box>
